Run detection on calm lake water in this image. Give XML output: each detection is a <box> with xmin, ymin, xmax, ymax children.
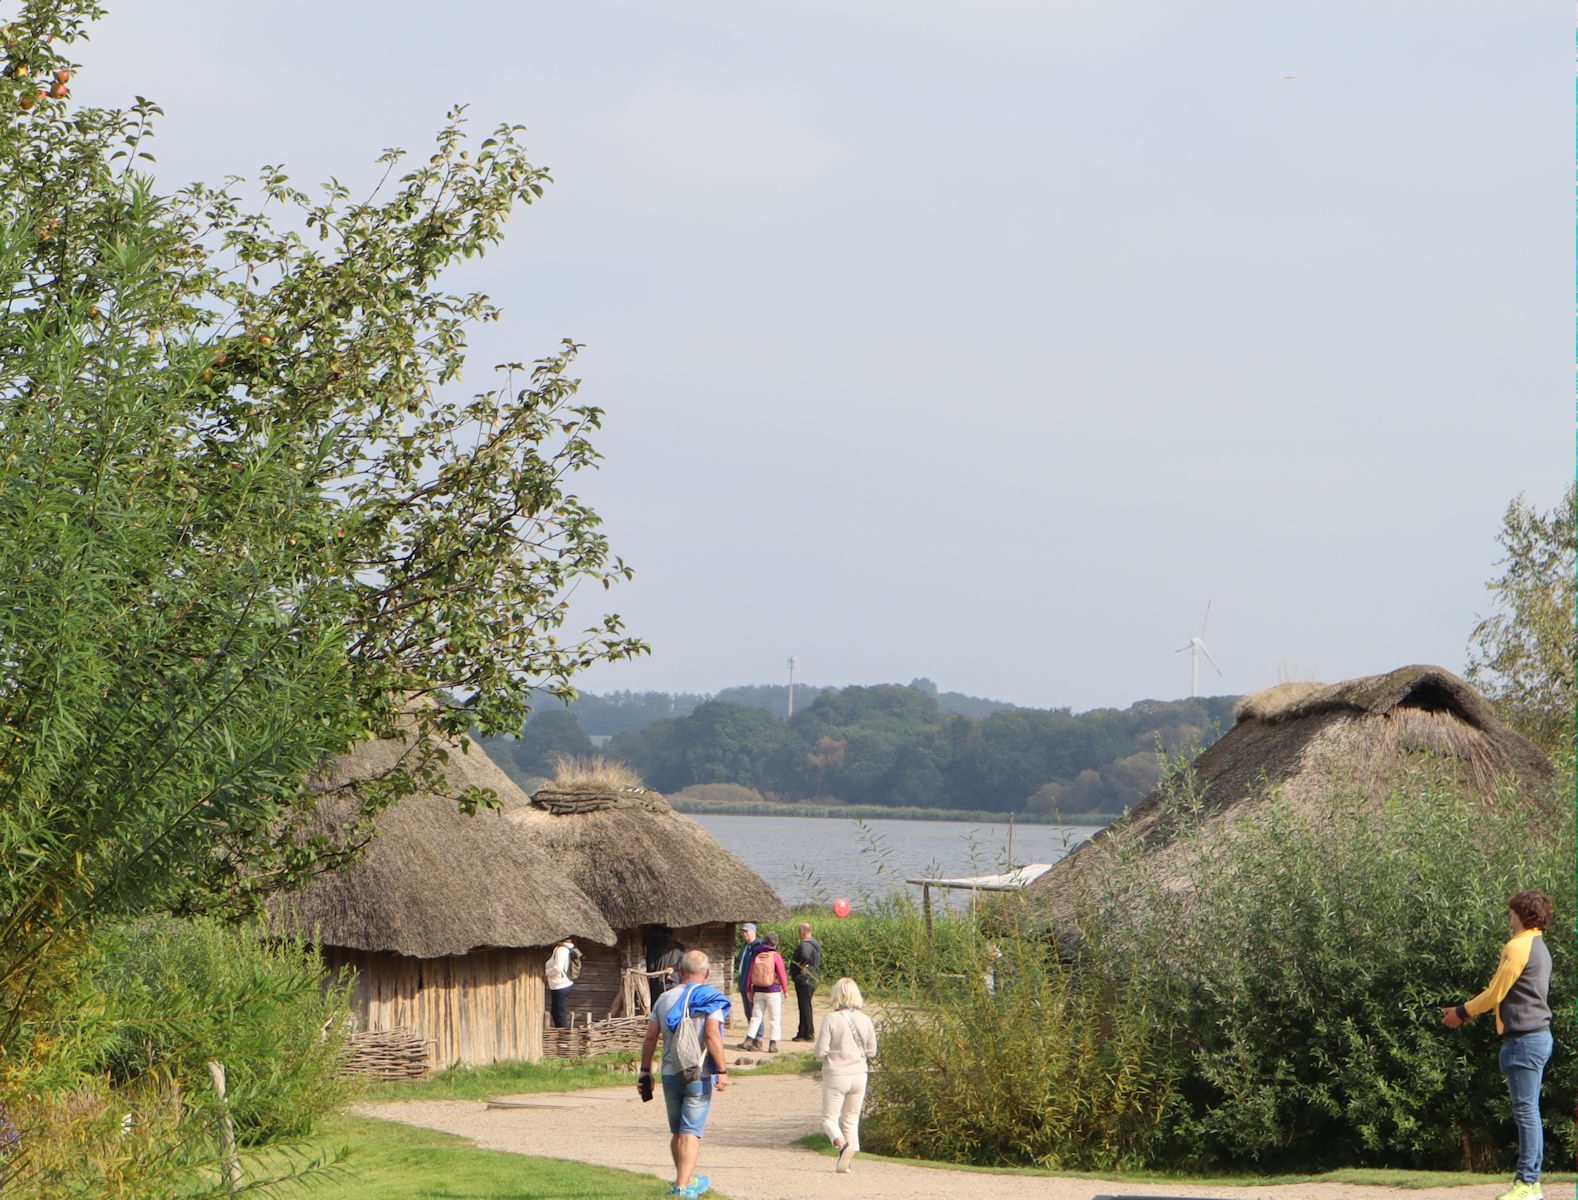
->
<box><xmin>690</xmin><ymin>813</ymin><xmax>1101</xmax><ymax>909</ymax></box>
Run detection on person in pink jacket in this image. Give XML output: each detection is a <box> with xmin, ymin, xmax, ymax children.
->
<box><xmin>742</xmin><ymin>932</ymin><xmax>788</xmax><ymax>1052</ymax></box>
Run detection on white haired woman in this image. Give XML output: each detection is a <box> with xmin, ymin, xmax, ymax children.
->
<box><xmin>813</xmin><ymin>977</ymin><xmax>877</xmax><ymax>1174</ymax></box>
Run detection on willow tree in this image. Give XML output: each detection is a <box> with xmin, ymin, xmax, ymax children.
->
<box><xmin>0</xmin><ymin>1</ymin><xmax>642</xmax><ymax>1191</ymax></box>
<box><xmin>1467</xmin><ymin>484</ymin><xmax>1575</xmax><ymax>761</ymax></box>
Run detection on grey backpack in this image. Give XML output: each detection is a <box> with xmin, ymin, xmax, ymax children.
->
<box><xmin>672</xmin><ymin>985</ymin><xmax>706</xmax><ymax>1083</ymax></box>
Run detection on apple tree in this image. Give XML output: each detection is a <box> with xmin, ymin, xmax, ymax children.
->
<box><xmin>0</xmin><ymin>0</ymin><xmax>643</xmax><ymax>1191</ymax></box>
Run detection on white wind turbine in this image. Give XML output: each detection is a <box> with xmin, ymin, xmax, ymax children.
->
<box><xmin>1175</xmin><ymin>602</ymin><xmax>1222</xmax><ymax>698</ymax></box>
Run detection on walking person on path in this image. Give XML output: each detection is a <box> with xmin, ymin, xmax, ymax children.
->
<box><xmin>639</xmin><ymin>950</ymin><xmax>731</xmax><ymax>1199</ymax></box>
<box><xmin>790</xmin><ymin>922</ymin><xmax>822</xmax><ymax>1041</ymax></box>
<box><xmin>735</xmin><ymin>923</ymin><xmax>762</xmax><ymax>1029</ymax></box>
<box><xmin>544</xmin><ymin>937</ymin><xmax>577</xmax><ymax>1029</ymax></box>
<box><xmin>1440</xmin><ymin>889</ymin><xmax>1554</xmax><ymax>1200</ymax></box>
<box><xmin>742</xmin><ymin>931</ymin><xmax>787</xmax><ymax>1052</ymax></box>
<box><xmin>814</xmin><ymin>977</ymin><xmax>878</xmax><ymax>1174</ymax></box>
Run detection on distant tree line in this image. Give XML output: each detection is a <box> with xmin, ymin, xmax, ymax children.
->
<box><xmin>553</xmin><ymin>677</ymin><xmax>1014</xmax><ymax>736</ymax></box>
<box><xmin>486</xmin><ymin>682</ymin><xmax>1238</xmax><ymax>814</ymax></box>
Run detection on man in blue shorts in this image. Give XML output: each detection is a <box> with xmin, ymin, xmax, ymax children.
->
<box><xmin>639</xmin><ymin>950</ymin><xmax>731</xmax><ymax>1198</ymax></box>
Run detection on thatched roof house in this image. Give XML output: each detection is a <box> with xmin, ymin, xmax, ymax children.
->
<box><xmin>1029</xmin><ymin>665</ymin><xmax>1551</xmax><ymax>923</ymax></box>
<box><xmin>506</xmin><ymin>783</ymin><xmax>789</xmax><ymax>1020</ymax></box>
<box><xmin>272</xmin><ymin>737</ymin><xmax>616</xmax><ymax>1067</ymax></box>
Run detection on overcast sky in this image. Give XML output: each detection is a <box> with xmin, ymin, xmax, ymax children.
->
<box><xmin>78</xmin><ymin>2</ymin><xmax>1570</xmax><ymax>711</ymax></box>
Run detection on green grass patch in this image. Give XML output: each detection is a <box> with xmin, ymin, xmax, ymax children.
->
<box><xmin>734</xmin><ymin>1051</ymin><xmax>817</xmax><ymax>1077</ymax></box>
<box><xmin>353</xmin><ymin>1049</ymin><xmax>813</xmax><ymax>1106</ymax></box>
<box><xmin>250</xmin><ymin>1113</ymin><xmax>720</xmax><ymax>1198</ymax></box>
<box><xmin>790</xmin><ymin>1134</ymin><xmax>1576</xmax><ymax>1189</ymax></box>
<box><xmin>353</xmin><ymin>1054</ymin><xmax>638</xmax><ymax>1104</ymax></box>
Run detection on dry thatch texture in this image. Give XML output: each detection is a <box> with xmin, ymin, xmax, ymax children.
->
<box><xmin>507</xmin><ymin>784</ymin><xmax>789</xmax><ymax>930</ymax></box>
<box><xmin>1030</xmin><ymin>665</ymin><xmax>1552</xmax><ymax>921</ymax></box>
<box><xmin>270</xmin><ymin>736</ymin><xmax>616</xmax><ymax>958</ymax></box>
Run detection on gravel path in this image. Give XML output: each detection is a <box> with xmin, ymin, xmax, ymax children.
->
<box><xmin>356</xmin><ymin>1073</ymin><xmax>1570</xmax><ymax>1200</ymax></box>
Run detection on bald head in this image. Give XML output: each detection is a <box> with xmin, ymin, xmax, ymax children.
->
<box><xmin>678</xmin><ymin>949</ymin><xmax>711</xmax><ymax>980</ymax></box>
<box><xmin>798</xmin><ymin>923</ymin><xmax>812</xmax><ymax>937</ymax></box>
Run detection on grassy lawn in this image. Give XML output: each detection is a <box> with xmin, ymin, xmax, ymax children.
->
<box><xmin>793</xmin><ymin>1135</ymin><xmax>1578</xmax><ymax>1190</ymax></box>
<box><xmin>353</xmin><ymin>1055</ymin><xmax>637</xmax><ymax>1103</ymax></box>
<box><xmin>352</xmin><ymin>1050</ymin><xmax>817</xmax><ymax>1105</ymax></box>
<box><xmin>252</xmin><ymin>1113</ymin><xmax>729</xmax><ymax>1199</ymax></box>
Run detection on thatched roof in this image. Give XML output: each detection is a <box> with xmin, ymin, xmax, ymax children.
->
<box><xmin>1029</xmin><ymin>665</ymin><xmax>1551</xmax><ymax>920</ymax></box>
<box><xmin>506</xmin><ymin>783</ymin><xmax>789</xmax><ymax>930</ymax></box>
<box><xmin>270</xmin><ymin>737</ymin><xmax>616</xmax><ymax>958</ymax></box>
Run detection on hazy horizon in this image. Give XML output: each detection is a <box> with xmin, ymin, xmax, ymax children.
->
<box><xmin>79</xmin><ymin>2</ymin><xmax>1570</xmax><ymax>711</ymax></box>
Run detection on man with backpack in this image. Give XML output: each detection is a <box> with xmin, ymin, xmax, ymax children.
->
<box><xmin>639</xmin><ymin>950</ymin><xmax>731</xmax><ymax>1199</ymax></box>
<box><xmin>790</xmin><ymin>923</ymin><xmax>822</xmax><ymax>1041</ymax></box>
<box><xmin>545</xmin><ymin>937</ymin><xmax>580</xmax><ymax>1029</ymax></box>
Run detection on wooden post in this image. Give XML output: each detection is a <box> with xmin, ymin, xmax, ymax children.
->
<box><xmin>922</xmin><ymin>884</ymin><xmax>933</xmax><ymax>941</ymax></box>
<box><xmin>1007</xmin><ymin>812</ymin><xmax>1015</xmax><ymax>870</ymax></box>
<box><xmin>207</xmin><ymin>1061</ymin><xmax>240</xmax><ymax>1194</ymax></box>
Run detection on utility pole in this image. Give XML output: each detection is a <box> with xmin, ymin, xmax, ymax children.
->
<box><xmin>787</xmin><ymin>656</ymin><xmax>796</xmax><ymax>718</ymax></box>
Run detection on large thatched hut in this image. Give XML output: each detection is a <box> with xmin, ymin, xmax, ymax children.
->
<box><xmin>1029</xmin><ymin>665</ymin><xmax>1552</xmax><ymax>925</ymax></box>
<box><xmin>506</xmin><ymin>782</ymin><xmax>789</xmax><ymax>1022</ymax></box>
<box><xmin>271</xmin><ymin>737</ymin><xmax>616</xmax><ymax>1067</ymax></box>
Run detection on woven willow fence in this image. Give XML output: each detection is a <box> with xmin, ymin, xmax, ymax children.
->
<box><xmin>340</xmin><ymin>1027</ymin><xmax>434</xmax><ymax>1079</ymax></box>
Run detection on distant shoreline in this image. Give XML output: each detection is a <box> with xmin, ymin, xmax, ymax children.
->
<box><xmin>669</xmin><ymin>799</ymin><xmax>1117</xmax><ymax>826</ymax></box>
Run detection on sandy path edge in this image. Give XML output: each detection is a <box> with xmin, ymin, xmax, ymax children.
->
<box><xmin>354</xmin><ymin>1073</ymin><xmax>1568</xmax><ymax>1200</ymax></box>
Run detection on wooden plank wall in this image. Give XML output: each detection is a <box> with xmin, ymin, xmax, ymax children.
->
<box><xmin>555</xmin><ymin>923</ymin><xmax>739</xmax><ymax>1022</ymax></box>
<box><xmin>674</xmin><ymin>922</ymin><xmax>736</xmax><ymax>996</ymax></box>
<box><xmin>562</xmin><ymin>934</ymin><xmax>635</xmax><ymax>1019</ymax></box>
<box><xmin>679</xmin><ymin>922</ymin><xmax>739</xmax><ymax>1028</ymax></box>
<box><xmin>321</xmin><ymin>924</ymin><xmax>742</xmax><ymax>1065</ymax></box>
<box><xmin>324</xmin><ymin>946</ymin><xmax>546</xmax><ymax>1067</ymax></box>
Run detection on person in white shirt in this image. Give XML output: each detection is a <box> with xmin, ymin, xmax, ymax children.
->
<box><xmin>545</xmin><ymin>937</ymin><xmax>576</xmax><ymax>1028</ymax></box>
<box><xmin>813</xmin><ymin>977</ymin><xmax>878</xmax><ymax>1174</ymax></box>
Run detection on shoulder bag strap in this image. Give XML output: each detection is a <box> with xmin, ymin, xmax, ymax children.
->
<box><xmin>841</xmin><ymin>1011</ymin><xmax>866</xmax><ymax>1056</ymax></box>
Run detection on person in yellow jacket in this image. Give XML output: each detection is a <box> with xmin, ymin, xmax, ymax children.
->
<box><xmin>1440</xmin><ymin>890</ymin><xmax>1553</xmax><ymax>1200</ymax></box>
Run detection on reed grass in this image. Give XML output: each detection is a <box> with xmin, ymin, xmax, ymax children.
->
<box><xmin>548</xmin><ymin>754</ymin><xmax>644</xmax><ymax>789</ymax></box>
<box><xmin>671</xmin><ymin>797</ymin><xmax>1116</xmax><ymax>824</ymax></box>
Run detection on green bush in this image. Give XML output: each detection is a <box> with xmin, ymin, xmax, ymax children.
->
<box><xmin>864</xmin><ymin>925</ymin><xmax>1170</xmax><ymax>1169</ymax></box>
<box><xmin>1074</xmin><ymin>765</ymin><xmax>1577</xmax><ymax>1171</ymax></box>
<box><xmin>91</xmin><ymin>917</ymin><xmax>353</xmax><ymax>1145</ymax></box>
<box><xmin>856</xmin><ymin>765</ymin><xmax>1574</xmax><ymax>1174</ymax></box>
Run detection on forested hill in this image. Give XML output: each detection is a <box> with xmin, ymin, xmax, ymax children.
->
<box><xmin>484</xmin><ymin>681</ymin><xmax>1240</xmax><ymax>817</ymax></box>
<box><xmin>561</xmin><ymin>676</ymin><xmax>1014</xmax><ymax>736</ymax></box>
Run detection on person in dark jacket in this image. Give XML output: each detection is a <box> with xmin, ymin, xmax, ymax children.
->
<box><xmin>645</xmin><ymin>929</ymin><xmax>686</xmax><ymax>1007</ymax></box>
<box><xmin>1441</xmin><ymin>889</ymin><xmax>1554</xmax><ymax>1200</ymax></box>
<box><xmin>790</xmin><ymin>922</ymin><xmax>822</xmax><ymax>1041</ymax></box>
<box><xmin>735</xmin><ymin>923</ymin><xmax>762</xmax><ymax>1028</ymax></box>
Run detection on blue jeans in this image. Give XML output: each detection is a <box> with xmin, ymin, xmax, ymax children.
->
<box><xmin>1499</xmin><ymin>1029</ymin><xmax>1553</xmax><ymax>1182</ymax></box>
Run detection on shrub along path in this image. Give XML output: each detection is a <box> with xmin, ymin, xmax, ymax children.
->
<box><xmin>357</xmin><ymin>1074</ymin><xmax>1568</xmax><ymax>1200</ymax></box>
